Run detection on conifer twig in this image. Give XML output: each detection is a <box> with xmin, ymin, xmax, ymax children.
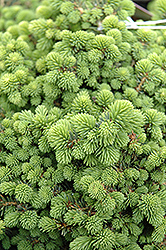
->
<box><xmin>135</xmin><ymin>76</ymin><xmax>146</xmax><ymax>92</ymax></box>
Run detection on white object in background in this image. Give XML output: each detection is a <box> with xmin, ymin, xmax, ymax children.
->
<box><xmin>125</xmin><ymin>17</ymin><xmax>166</xmax><ymax>29</ymax></box>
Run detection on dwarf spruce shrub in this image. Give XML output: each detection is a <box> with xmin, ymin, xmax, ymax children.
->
<box><xmin>0</xmin><ymin>0</ymin><xmax>166</xmax><ymax>249</ymax></box>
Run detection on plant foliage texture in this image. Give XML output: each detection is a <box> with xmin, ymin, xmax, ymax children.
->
<box><xmin>0</xmin><ymin>0</ymin><xmax>166</xmax><ymax>249</ymax></box>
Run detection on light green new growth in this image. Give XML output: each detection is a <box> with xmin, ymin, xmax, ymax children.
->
<box><xmin>0</xmin><ymin>0</ymin><xmax>166</xmax><ymax>249</ymax></box>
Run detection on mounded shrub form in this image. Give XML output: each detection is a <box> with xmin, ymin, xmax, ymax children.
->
<box><xmin>0</xmin><ymin>0</ymin><xmax>166</xmax><ymax>249</ymax></box>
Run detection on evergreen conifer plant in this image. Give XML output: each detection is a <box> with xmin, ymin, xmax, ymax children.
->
<box><xmin>0</xmin><ymin>0</ymin><xmax>166</xmax><ymax>249</ymax></box>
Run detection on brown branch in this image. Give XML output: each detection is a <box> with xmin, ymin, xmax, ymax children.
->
<box><xmin>0</xmin><ymin>112</ymin><xmax>5</xmax><ymax>118</ymax></box>
<box><xmin>135</xmin><ymin>76</ymin><xmax>146</xmax><ymax>92</ymax></box>
<box><xmin>31</xmin><ymin>239</ymin><xmax>40</xmax><ymax>246</ymax></box>
<box><xmin>1</xmin><ymin>201</ymin><xmax>17</xmax><ymax>207</ymax></box>
<box><xmin>0</xmin><ymin>194</ymin><xmax>4</xmax><ymax>199</ymax></box>
<box><xmin>0</xmin><ymin>200</ymin><xmax>28</xmax><ymax>211</ymax></box>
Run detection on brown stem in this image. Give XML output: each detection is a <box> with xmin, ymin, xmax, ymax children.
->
<box><xmin>1</xmin><ymin>202</ymin><xmax>17</xmax><ymax>207</ymax></box>
<box><xmin>31</xmin><ymin>240</ymin><xmax>40</xmax><ymax>246</ymax></box>
<box><xmin>135</xmin><ymin>76</ymin><xmax>146</xmax><ymax>92</ymax></box>
<box><xmin>0</xmin><ymin>200</ymin><xmax>27</xmax><ymax>211</ymax></box>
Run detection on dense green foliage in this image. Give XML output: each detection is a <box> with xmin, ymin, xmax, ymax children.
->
<box><xmin>0</xmin><ymin>0</ymin><xmax>166</xmax><ymax>249</ymax></box>
<box><xmin>148</xmin><ymin>0</ymin><xmax>166</xmax><ymax>20</ymax></box>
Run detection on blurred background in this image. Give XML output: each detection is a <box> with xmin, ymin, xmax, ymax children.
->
<box><xmin>0</xmin><ymin>0</ymin><xmax>155</xmax><ymax>9</ymax></box>
<box><xmin>0</xmin><ymin>0</ymin><xmax>161</xmax><ymax>21</ymax></box>
<box><xmin>134</xmin><ymin>0</ymin><xmax>152</xmax><ymax>8</ymax></box>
